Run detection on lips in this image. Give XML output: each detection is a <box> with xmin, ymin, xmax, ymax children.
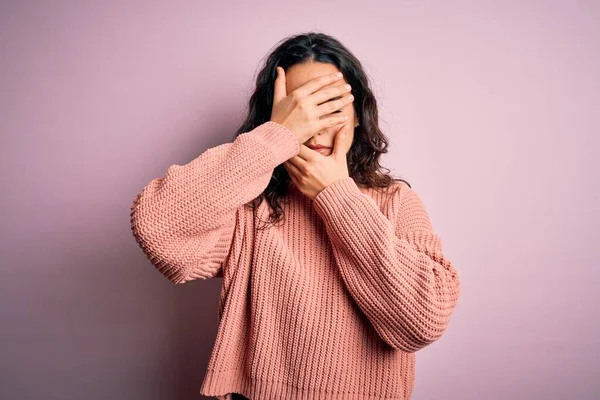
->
<box><xmin>307</xmin><ymin>145</ymin><xmax>331</xmax><ymax>150</ymax></box>
<box><xmin>313</xmin><ymin>147</ymin><xmax>331</xmax><ymax>155</ymax></box>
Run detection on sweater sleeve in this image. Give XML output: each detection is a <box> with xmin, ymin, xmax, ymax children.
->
<box><xmin>312</xmin><ymin>177</ymin><xmax>462</xmax><ymax>352</ymax></box>
<box><xmin>130</xmin><ymin>121</ymin><xmax>299</xmax><ymax>284</ymax></box>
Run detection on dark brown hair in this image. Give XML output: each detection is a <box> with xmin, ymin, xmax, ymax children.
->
<box><xmin>233</xmin><ymin>31</ymin><xmax>411</xmax><ymax>229</ymax></box>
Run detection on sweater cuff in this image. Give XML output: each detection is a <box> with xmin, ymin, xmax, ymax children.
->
<box><xmin>248</xmin><ymin>121</ymin><xmax>300</xmax><ymax>166</ymax></box>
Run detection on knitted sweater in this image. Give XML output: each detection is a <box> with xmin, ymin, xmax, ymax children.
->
<box><xmin>130</xmin><ymin>121</ymin><xmax>462</xmax><ymax>400</ymax></box>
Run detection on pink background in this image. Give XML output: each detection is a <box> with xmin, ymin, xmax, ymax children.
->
<box><xmin>1</xmin><ymin>1</ymin><xmax>598</xmax><ymax>399</ymax></box>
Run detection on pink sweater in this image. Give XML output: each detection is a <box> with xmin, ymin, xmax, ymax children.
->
<box><xmin>130</xmin><ymin>121</ymin><xmax>461</xmax><ymax>400</ymax></box>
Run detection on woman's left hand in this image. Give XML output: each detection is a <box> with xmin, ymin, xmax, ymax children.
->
<box><xmin>283</xmin><ymin>123</ymin><xmax>351</xmax><ymax>200</ymax></box>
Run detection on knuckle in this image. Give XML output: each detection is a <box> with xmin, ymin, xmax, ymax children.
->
<box><xmin>297</xmin><ymin>99</ymin><xmax>307</xmax><ymax>111</ymax></box>
<box><xmin>300</xmin><ymin>96</ymin><xmax>310</xmax><ymax>107</ymax></box>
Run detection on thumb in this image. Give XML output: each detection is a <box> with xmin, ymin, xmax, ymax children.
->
<box><xmin>273</xmin><ymin>66</ymin><xmax>287</xmax><ymax>105</ymax></box>
<box><xmin>332</xmin><ymin>124</ymin><xmax>347</xmax><ymax>159</ymax></box>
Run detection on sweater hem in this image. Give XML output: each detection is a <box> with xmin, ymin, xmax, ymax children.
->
<box><xmin>200</xmin><ymin>368</ymin><xmax>409</xmax><ymax>400</ymax></box>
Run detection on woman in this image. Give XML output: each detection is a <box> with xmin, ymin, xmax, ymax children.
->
<box><xmin>130</xmin><ymin>31</ymin><xmax>461</xmax><ymax>400</ymax></box>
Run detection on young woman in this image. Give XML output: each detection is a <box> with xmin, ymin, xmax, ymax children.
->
<box><xmin>130</xmin><ymin>32</ymin><xmax>461</xmax><ymax>400</ymax></box>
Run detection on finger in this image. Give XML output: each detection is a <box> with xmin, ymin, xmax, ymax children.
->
<box><xmin>296</xmin><ymin>144</ymin><xmax>322</xmax><ymax>161</ymax></box>
<box><xmin>316</xmin><ymin>115</ymin><xmax>348</xmax><ymax>133</ymax></box>
<box><xmin>288</xmin><ymin>169</ymin><xmax>300</xmax><ymax>189</ymax></box>
<box><xmin>286</xmin><ymin>154</ymin><xmax>308</xmax><ymax>170</ymax></box>
<box><xmin>308</xmin><ymin>81</ymin><xmax>352</xmax><ymax>107</ymax></box>
<box><xmin>284</xmin><ymin>159</ymin><xmax>303</xmax><ymax>178</ymax></box>
<box><xmin>332</xmin><ymin>124</ymin><xmax>348</xmax><ymax>159</ymax></box>
<box><xmin>273</xmin><ymin>66</ymin><xmax>287</xmax><ymax>105</ymax></box>
<box><xmin>292</xmin><ymin>71</ymin><xmax>344</xmax><ymax>98</ymax></box>
<box><xmin>316</xmin><ymin>92</ymin><xmax>354</xmax><ymax>118</ymax></box>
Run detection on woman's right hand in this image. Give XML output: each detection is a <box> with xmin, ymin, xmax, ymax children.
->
<box><xmin>270</xmin><ymin>67</ymin><xmax>354</xmax><ymax>145</ymax></box>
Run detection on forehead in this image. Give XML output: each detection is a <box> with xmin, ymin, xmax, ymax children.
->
<box><xmin>284</xmin><ymin>61</ymin><xmax>347</xmax><ymax>93</ymax></box>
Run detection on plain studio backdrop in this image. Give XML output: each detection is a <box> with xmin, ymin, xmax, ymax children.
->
<box><xmin>1</xmin><ymin>1</ymin><xmax>598</xmax><ymax>399</ymax></box>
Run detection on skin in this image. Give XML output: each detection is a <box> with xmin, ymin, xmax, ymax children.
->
<box><xmin>281</xmin><ymin>61</ymin><xmax>358</xmax><ymax>200</ymax></box>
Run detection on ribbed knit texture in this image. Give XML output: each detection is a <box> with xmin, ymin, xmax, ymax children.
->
<box><xmin>130</xmin><ymin>121</ymin><xmax>462</xmax><ymax>400</ymax></box>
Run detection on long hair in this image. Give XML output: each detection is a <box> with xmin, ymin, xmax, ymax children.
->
<box><xmin>234</xmin><ymin>31</ymin><xmax>411</xmax><ymax>229</ymax></box>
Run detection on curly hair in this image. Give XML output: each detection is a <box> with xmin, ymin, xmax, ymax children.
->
<box><xmin>232</xmin><ymin>31</ymin><xmax>411</xmax><ymax>229</ymax></box>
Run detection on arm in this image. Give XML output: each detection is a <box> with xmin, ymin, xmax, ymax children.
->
<box><xmin>130</xmin><ymin>121</ymin><xmax>299</xmax><ymax>284</ymax></box>
<box><xmin>312</xmin><ymin>177</ymin><xmax>462</xmax><ymax>352</ymax></box>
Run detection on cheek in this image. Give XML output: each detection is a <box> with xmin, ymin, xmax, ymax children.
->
<box><xmin>343</xmin><ymin>104</ymin><xmax>355</xmax><ymax>118</ymax></box>
<box><xmin>345</xmin><ymin>131</ymin><xmax>355</xmax><ymax>151</ymax></box>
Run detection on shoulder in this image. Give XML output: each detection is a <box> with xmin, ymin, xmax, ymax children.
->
<box><xmin>391</xmin><ymin>181</ymin><xmax>434</xmax><ymax>233</ymax></box>
<box><xmin>369</xmin><ymin>178</ymin><xmax>412</xmax><ymax>202</ymax></box>
<box><xmin>357</xmin><ymin>178</ymin><xmax>411</xmax><ymax>214</ymax></box>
